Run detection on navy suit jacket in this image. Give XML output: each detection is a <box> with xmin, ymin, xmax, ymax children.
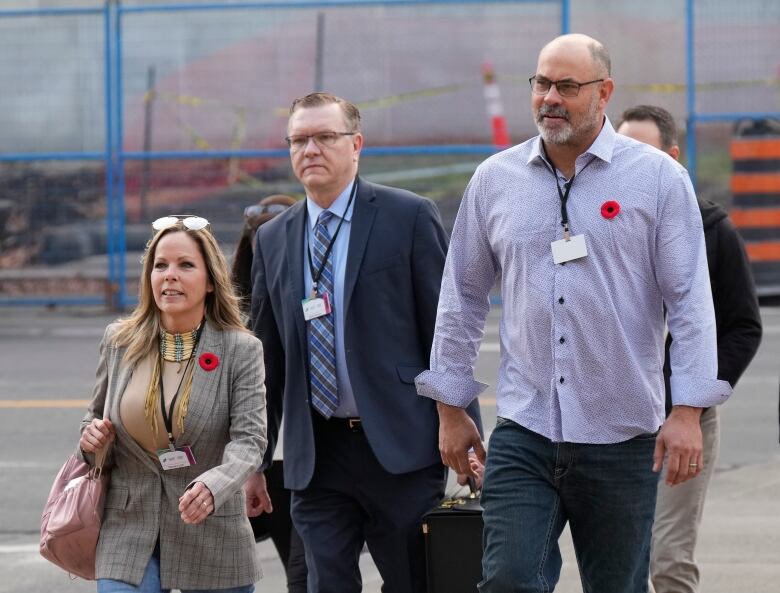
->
<box><xmin>251</xmin><ymin>178</ymin><xmax>480</xmax><ymax>490</ymax></box>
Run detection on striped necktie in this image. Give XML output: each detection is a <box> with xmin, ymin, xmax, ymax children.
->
<box><xmin>308</xmin><ymin>210</ymin><xmax>339</xmax><ymax>418</ymax></box>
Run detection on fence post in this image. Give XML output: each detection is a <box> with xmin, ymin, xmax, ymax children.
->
<box><xmin>685</xmin><ymin>0</ymin><xmax>697</xmax><ymax>188</ymax></box>
<box><xmin>114</xmin><ymin>0</ymin><xmax>129</xmax><ymax>310</ymax></box>
<box><xmin>103</xmin><ymin>0</ymin><xmax>118</xmax><ymax>310</ymax></box>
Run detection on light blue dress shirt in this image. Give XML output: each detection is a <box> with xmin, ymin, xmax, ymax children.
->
<box><xmin>416</xmin><ymin>118</ymin><xmax>732</xmax><ymax>444</ymax></box>
<box><xmin>304</xmin><ymin>180</ymin><xmax>358</xmax><ymax>418</ymax></box>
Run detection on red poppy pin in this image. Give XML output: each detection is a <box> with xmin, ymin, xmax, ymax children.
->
<box><xmin>601</xmin><ymin>200</ymin><xmax>621</xmax><ymax>219</ymax></box>
<box><xmin>199</xmin><ymin>352</ymin><xmax>219</xmax><ymax>371</ymax></box>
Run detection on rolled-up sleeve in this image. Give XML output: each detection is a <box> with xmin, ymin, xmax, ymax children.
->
<box><xmin>416</xmin><ymin>167</ymin><xmax>497</xmax><ymax>408</ymax></box>
<box><xmin>655</xmin><ymin>165</ymin><xmax>732</xmax><ymax>407</ymax></box>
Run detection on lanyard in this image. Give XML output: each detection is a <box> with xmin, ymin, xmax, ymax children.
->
<box><xmin>548</xmin><ymin>157</ymin><xmax>596</xmax><ymax>240</ymax></box>
<box><xmin>306</xmin><ymin>177</ymin><xmax>358</xmax><ymax>296</ymax></box>
<box><xmin>159</xmin><ymin>322</ymin><xmax>204</xmax><ymax>449</ymax></box>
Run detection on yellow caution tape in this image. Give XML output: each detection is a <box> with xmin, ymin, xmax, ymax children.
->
<box><xmin>141</xmin><ymin>75</ymin><xmax>779</xmax><ymax>153</ymax></box>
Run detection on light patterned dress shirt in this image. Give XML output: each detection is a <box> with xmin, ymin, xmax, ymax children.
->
<box><xmin>416</xmin><ymin>118</ymin><xmax>731</xmax><ymax>444</ymax></box>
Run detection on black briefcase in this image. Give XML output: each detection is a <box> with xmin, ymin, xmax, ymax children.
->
<box><xmin>422</xmin><ymin>494</ymin><xmax>484</xmax><ymax>593</ymax></box>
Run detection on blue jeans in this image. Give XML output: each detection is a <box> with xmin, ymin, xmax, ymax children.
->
<box><xmin>97</xmin><ymin>544</ymin><xmax>255</xmax><ymax>593</ymax></box>
<box><xmin>479</xmin><ymin>418</ymin><xmax>659</xmax><ymax>593</ymax></box>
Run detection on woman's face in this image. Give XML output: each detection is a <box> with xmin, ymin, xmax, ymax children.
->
<box><xmin>151</xmin><ymin>231</ymin><xmax>213</xmax><ymax>332</ymax></box>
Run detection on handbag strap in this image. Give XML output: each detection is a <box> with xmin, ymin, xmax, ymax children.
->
<box><xmin>91</xmin><ymin>344</ymin><xmax>114</xmax><ymax>476</ymax></box>
<box><xmin>93</xmin><ymin>447</ymin><xmax>109</xmax><ymax>476</ymax></box>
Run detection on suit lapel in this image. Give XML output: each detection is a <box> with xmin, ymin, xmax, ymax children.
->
<box><xmin>178</xmin><ymin>321</ymin><xmax>223</xmax><ymax>447</ymax></box>
<box><xmin>343</xmin><ymin>179</ymin><xmax>378</xmax><ymax>318</ymax></box>
<box><xmin>286</xmin><ymin>203</ymin><xmax>308</xmax><ymax>357</ymax></box>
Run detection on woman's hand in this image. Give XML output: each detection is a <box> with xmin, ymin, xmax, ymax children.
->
<box><xmin>179</xmin><ymin>481</ymin><xmax>214</xmax><ymax>525</ymax></box>
<box><xmin>79</xmin><ymin>418</ymin><xmax>115</xmax><ymax>453</ymax></box>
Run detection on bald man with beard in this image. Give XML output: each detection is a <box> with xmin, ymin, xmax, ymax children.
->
<box><xmin>416</xmin><ymin>35</ymin><xmax>732</xmax><ymax>593</ymax></box>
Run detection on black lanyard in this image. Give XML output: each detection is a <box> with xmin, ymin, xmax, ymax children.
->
<box><xmin>305</xmin><ymin>177</ymin><xmax>358</xmax><ymax>296</ymax></box>
<box><xmin>159</xmin><ymin>322</ymin><xmax>204</xmax><ymax>449</ymax></box>
<box><xmin>548</xmin><ymin>157</ymin><xmax>596</xmax><ymax>240</ymax></box>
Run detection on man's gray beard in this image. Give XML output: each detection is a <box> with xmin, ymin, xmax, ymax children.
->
<box><xmin>536</xmin><ymin>113</ymin><xmax>600</xmax><ymax>147</ymax></box>
<box><xmin>536</xmin><ymin>120</ymin><xmax>574</xmax><ymax>145</ymax></box>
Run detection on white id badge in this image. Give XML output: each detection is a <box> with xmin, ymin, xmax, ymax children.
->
<box><xmin>551</xmin><ymin>233</ymin><xmax>588</xmax><ymax>264</ymax></box>
<box><xmin>157</xmin><ymin>446</ymin><xmax>195</xmax><ymax>470</ymax></box>
<box><xmin>302</xmin><ymin>292</ymin><xmax>332</xmax><ymax>321</ymax></box>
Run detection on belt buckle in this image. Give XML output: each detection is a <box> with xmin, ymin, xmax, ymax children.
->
<box><xmin>348</xmin><ymin>418</ymin><xmax>361</xmax><ymax>431</ymax></box>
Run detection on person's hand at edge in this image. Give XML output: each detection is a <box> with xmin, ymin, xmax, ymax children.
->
<box><xmin>179</xmin><ymin>481</ymin><xmax>214</xmax><ymax>525</ymax></box>
<box><xmin>437</xmin><ymin>401</ymin><xmax>485</xmax><ymax>478</ymax></box>
<box><xmin>244</xmin><ymin>471</ymin><xmax>273</xmax><ymax>517</ymax></box>
<box><xmin>456</xmin><ymin>452</ymin><xmax>485</xmax><ymax>489</ymax></box>
<box><xmin>653</xmin><ymin>405</ymin><xmax>704</xmax><ymax>486</ymax></box>
<box><xmin>79</xmin><ymin>418</ymin><xmax>115</xmax><ymax>454</ymax></box>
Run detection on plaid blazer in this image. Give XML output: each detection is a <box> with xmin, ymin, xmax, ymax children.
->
<box><xmin>79</xmin><ymin>321</ymin><xmax>267</xmax><ymax>589</ymax></box>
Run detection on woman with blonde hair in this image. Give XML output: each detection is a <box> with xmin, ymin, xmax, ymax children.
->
<box><xmin>79</xmin><ymin>214</ymin><xmax>267</xmax><ymax>592</ymax></box>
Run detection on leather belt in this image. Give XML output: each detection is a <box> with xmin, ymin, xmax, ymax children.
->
<box><xmin>326</xmin><ymin>416</ymin><xmax>363</xmax><ymax>432</ymax></box>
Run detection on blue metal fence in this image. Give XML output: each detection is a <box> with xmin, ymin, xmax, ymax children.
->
<box><xmin>0</xmin><ymin>0</ymin><xmax>567</xmax><ymax>308</ymax></box>
<box><xmin>1</xmin><ymin>0</ymin><xmax>777</xmax><ymax>307</ymax></box>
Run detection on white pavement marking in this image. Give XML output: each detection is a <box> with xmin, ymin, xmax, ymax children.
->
<box><xmin>0</xmin><ymin>327</ymin><xmax>104</xmax><ymax>338</ymax></box>
<box><xmin>0</xmin><ymin>544</ymin><xmax>38</xmax><ymax>554</ymax></box>
<box><xmin>0</xmin><ymin>399</ymin><xmax>89</xmax><ymax>409</ymax></box>
<box><xmin>0</xmin><ymin>461</ymin><xmax>62</xmax><ymax>470</ymax></box>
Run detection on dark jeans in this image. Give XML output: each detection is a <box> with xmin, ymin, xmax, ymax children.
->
<box><xmin>479</xmin><ymin>418</ymin><xmax>659</xmax><ymax>593</ymax></box>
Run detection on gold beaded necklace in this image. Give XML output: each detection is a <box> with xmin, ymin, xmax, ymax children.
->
<box><xmin>159</xmin><ymin>327</ymin><xmax>198</xmax><ymax>364</ymax></box>
<box><xmin>144</xmin><ymin>325</ymin><xmax>201</xmax><ymax>438</ymax></box>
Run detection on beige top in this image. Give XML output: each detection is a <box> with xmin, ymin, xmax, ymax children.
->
<box><xmin>120</xmin><ymin>350</ymin><xmax>193</xmax><ymax>453</ymax></box>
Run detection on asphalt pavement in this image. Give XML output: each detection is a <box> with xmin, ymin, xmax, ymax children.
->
<box><xmin>0</xmin><ymin>305</ymin><xmax>778</xmax><ymax>592</ymax></box>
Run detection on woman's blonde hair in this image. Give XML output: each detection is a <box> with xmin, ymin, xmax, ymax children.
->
<box><xmin>113</xmin><ymin>221</ymin><xmax>246</xmax><ymax>365</ymax></box>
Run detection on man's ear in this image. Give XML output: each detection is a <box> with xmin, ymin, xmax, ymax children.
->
<box><xmin>599</xmin><ymin>77</ymin><xmax>615</xmax><ymax>108</ymax></box>
<box><xmin>352</xmin><ymin>133</ymin><xmax>364</xmax><ymax>162</ymax></box>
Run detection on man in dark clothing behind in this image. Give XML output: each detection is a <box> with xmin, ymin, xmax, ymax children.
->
<box><xmin>619</xmin><ymin>105</ymin><xmax>763</xmax><ymax>593</ymax></box>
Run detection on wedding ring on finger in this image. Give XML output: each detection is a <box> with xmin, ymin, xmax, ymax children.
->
<box><xmin>689</xmin><ymin>463</ymin><xmax>698</xmax><ymax>468</ymax></box>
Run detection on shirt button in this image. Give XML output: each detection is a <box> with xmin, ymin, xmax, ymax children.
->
<box><xmin>558</xmin><ymin>297</ymin><xmax>565</xmax><ymax>304</ymax></box>
<box><xmin>559</xmin><ymin>337</ymin><xmax>565</xmax><ymax>344</ymax></box>
<box><xmin>559</xmin><ymin>376</ymin><xmax>565</xmax><ymax>384</ymax></box>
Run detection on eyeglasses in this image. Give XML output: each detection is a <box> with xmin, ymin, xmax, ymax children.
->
<box><xmin>529</xmin><ymin>76</ymin><xmax>605</xmax><ymax>98</ymax></box>
<box><xmin>151</xmin><ymin>215</ymin><xmax>210</xmax><ymax>231</ymax></box>
<box><xmin>285</xmin><ymin>131</ymin><xmax>357</xmax><ymax>152</ymax></box>
<box><xmin>244</xmin><ymin>203</ymin><xmax>290</xmax><ymax>219</ymax></box>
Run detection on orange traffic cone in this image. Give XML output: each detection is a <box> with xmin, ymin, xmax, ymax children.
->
<box><xmin>482</xmin><ymin>62</ymin><xmax>510</xmax><ymax>148</ymax></box>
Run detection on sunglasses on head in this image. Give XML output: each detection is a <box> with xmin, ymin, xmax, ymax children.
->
<box><xmin>151</xmin><ymin>215</ymin><xmax>210</xmax><ymax>232</ymax></box>
<box><xmin>244</xmin><ymin>203</ymin><xmax>290</xmax><ymax>219</ymax></box>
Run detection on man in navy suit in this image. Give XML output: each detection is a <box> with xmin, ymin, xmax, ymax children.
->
<box><xmin>245</xmin><ymin>91</ymin><xmax>480</xmax><ymax>593</ymax></box>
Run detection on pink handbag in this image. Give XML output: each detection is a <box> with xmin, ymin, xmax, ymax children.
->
<box><xmin>40</xmin><ymin>444</ymin><xmax>109</xmax><ymax>580</ymax></box>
